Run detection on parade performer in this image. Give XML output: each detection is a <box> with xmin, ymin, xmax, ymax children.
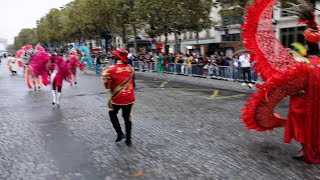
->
<box><xmin>31</xmin><ymin>53</ymin><xmax>71</xmax><ymax>105</ymax></box>
<box><xmin>68</xmin><ymin>50</ymin><xmax>84</xmax><ymax>86</ymax></box>
<box><xmin>102</xmin><ymin>48</ymin><xmax>135</xmax><ymax>146</ymax></box>
<box><xmin>7</xmin><ymin>54</ymin><xmax>17</xmax><ymax>75</ymax></box>
<box><xmin>241</xmin><ymin>0</ymin><xmax>320</xmax><ymax>163</ymax></box>
<box><xmin>16</xmin><ymin>45</ymin><xmax>43</xmax><ymax>91</ymax></box>
<box><xmin>48</xmin><ymin>55</ymin><xmax>71</xmax><ymax>105</ymax></box>
<box><xmin>77</xmin><ymin>45</ymin><xmax>93</xmax><ymax>69</ymax></box>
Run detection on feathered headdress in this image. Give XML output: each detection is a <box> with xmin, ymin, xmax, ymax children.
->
<box><xmin>35</xmin><ymin>45</ymin><xmax>45</xmax><ymax>53</ymax></box>
<box><xmin>22</xmin><ymin>44</ymin><xmax>33</xmax><ymax>52</ymax></box>
<box><xmin>16</xmin><ymin>50</ymin><xmax>25</xmax><ymax>58</ymax></box>
<box><xmin>16</xmin><ymin>44</ymin><xmax>34</xmax><ymax>58</ymax></box>
<box><xmin>284</xmin><ymin>0</ymin><xmax>317</xmax><ymax>28</ymax></box>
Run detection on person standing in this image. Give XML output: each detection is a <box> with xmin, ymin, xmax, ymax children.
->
<box><xmin>239</xmin><ymin>52</ymin><xmax>253</xmax><ymax>88</ymax></box>
<box><xmin>95</xmin><ymin>52</ymin><xmax>103</xmax><ymax>75</ymax></box>
<box><xmin>157</xmin><ymin>52</ymin><xmax>164</xmax><ymax>73</ymax></box>
<box><xmin>102</xmin><ymin>48</ymin><xmax>135</xmax><ymax>146</ymax></box>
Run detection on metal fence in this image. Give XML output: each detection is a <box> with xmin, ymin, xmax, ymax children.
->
<box><xmin>131</xmin><ymin>61</ymin><xmax>259</xmax><ymax>82</ymax></box>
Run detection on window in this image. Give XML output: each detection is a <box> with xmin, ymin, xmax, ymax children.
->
<box><xmin>189</xmin><ymin>32</ymin><xmax>193</xmax><ymax>39</ymax></box>
<box><xmin>280</xmin><ymin>26</ymin><xmax>306</xmax><ymax>47</ymax></box>
<box><xmin>222</xmin><ymin>16</ymin><xmax>242</xmax><ymax>26</ymax></box>
<box><xmin>206</xmin><ymin>29</ymin><xmax>210</xmax><ymax>38</ymax></box>
<box><xmin>183</xmin><ymin>32</ymin><xmax>187</xmax><ymax>40</ymax></box>
<box><xmin>222</xmin><ymin>33</ymin><xmax>240</xmax><ymax>41</ymax></box>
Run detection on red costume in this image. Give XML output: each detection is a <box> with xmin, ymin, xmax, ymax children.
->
<box><xmin>284</xmin><ymin>94</ymin><xmax>305</xmax><ymax>144</ymax></box>
<box><xmin>68</xmin><ymin>54</ymin><xmax>84</xmax><ymax>75</ymax></box>
<box><xmin>31</xmin><ymin>54</ymin><xmax>71</xmax><ymax>105</ymax></box>
<box><xmin>103</xmin><ymin>63</ymin><xmax>135</xmax><ymax>105</ymax></box>
<box><xmin>241</xmin><ymin>0</ymin><xmax>320</xmax><ymax>163</ymax></box>
<box><xmin>102</xmin><ymin>48</ymin><xmax>135</xmax><ymax>146</ymax></box>
<box><xmin>68</xmin><ymin>52</ymin><xmax>84</xmax><ymax>86</ymax></box>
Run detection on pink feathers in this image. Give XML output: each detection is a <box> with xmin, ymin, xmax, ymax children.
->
<box><xmin>30</xmin><ymin>52</ymin><xmax>51</xmax><ymax>80</ymax></box>
<box><xmin>16</xmin><ymin>50</ymin><xmax>24</xmax><ymax>58</ymax></box>
<box><xmin>35</xmin><ymin>45</ymin><xmax>45</xmax><ymax>53</ymax></box>
<box><xmin>22</xmin><ymin>44</ymin><xmax>32</xmax><ymax>52</ymax></box>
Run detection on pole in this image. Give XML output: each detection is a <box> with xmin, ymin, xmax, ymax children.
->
<box><xmin>133</xmin><ymin>24</ymin><xmax>138</xmax><ymax>53</ymax></box>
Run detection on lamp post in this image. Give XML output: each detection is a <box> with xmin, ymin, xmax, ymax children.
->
<box><xmin>177</xmin><ymin>34</ymin><xmax>181</xmax><ymax>54</ymax></box>
<box><xmin>101</xmin><ymin>28</ymin><xmax>112</xmax><ymax>53</ymax></box>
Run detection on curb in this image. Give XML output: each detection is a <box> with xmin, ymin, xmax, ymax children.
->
<box><xmin>83</xmin><ymin>70</ymin><xmax>257</xmax><ymax>94</ymax></box>
<box><xmin>134</xmin><ymin>71</ymin><xmax>257</xmax><ymax>94</ymax></box>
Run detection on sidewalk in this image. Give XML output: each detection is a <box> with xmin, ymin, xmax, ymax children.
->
<box><xmin>135</xmin><ymin>71</ymin><xmax>257</xmax><ymax>94</ymax></box>
<box><xmin>85</xmin><ymin>69</ymin><xmax>257</xmax><ymax>94</ymax></box>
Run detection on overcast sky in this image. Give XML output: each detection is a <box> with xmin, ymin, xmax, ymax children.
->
<box><xmin>0</xmin><ymin>0</ymin><xmax>73</xmax><ymax>44</ymax></box>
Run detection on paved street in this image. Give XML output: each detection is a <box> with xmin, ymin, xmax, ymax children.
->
<box><xmin>0</xmin><ymin>59</ymin><xmax>319</xmax><ymax>180</ymax></box>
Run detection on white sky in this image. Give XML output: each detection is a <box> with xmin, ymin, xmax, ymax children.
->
<box><xmin>0</xmin><ymin>0</ymin><xmax>73</xmax><ymax>44</ymax></box>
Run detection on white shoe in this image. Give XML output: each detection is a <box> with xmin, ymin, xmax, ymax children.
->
<box><xmin>51</xmin><ymin>90</ymin><xmax>56</xmax><ymax>105</ymax></box>
<box><xmin>241</xmin><ymin>83</ymin><xmax>247</xmax><ymax>86</ymax></box>
<box><xmin>248</xmin><ymin>83</ymin><xmax>253</xmax><ymax>88</ymax></box>
<box><xmin>56</xmin><ymin>93</ymin><xmax>61</xmax><ymax>105</ymax></box>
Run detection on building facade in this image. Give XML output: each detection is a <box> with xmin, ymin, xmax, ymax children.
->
<box><xmin>274</xmin><ymin>2</ymin><xmax>320</xmax><ymax>48</ymax></box>
<box><xmin>156</xmin><ymin>5</ymin><xmax>242</xmax><ymax>57</ymax></box>
<box><xmin>155</xmin><ymin>1</ymin><xmax>320</xmax><ymax>57</ymax></box>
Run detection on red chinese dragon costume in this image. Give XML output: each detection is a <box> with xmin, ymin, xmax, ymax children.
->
<box><xmin>241</xmin><ymin>0</ymin><xmax>320</xmax><ymax>163</ymax></box>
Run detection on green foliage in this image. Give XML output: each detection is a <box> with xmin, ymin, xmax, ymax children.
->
<box><xmin>13</xmin><ymin>28</ymin><xmax>37</xmax><ymax>49</ymax></box>
<box><xmin>13</xmin><ymin>0</ymin><xmax>320</xmax><ymax>49</ymax></box>
<box><xmin>6</xmin><ymin>44</ymin><xmax>17</xmax><ymax>54</ymax></box>
<box><xmin>14</xmin><ymin>0</ymin><xmax>214</xmax><ymax>47</ymax></box>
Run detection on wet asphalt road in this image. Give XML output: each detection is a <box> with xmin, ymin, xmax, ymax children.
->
<box><xmin>0</xmin><ymin>59</ymin><xmax>319</xmax><ymax>179</ymax></box>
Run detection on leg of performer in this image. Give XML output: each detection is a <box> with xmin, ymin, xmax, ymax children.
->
<box><xmin>122</xmin><ymin>104</ymin><xmax>133</xmax><ymax>146</ymax></box>
<box><xmin>51</xmin><ymin>72</ymin><xmax>57</xmax><ymax>105</ymax></box>
<box><xmin>56</xmin><ymin>86</ymin><xmax>62</xmax><ymax>105</ymax></box>
<box><xmin>51</xmin><ymin>81</ymin><xmax>57</xmax><ymax>105</ymax></box>
<box><xmin>74</xmin><ymin>73</ymin><xmax>77</xmax><ymax>85</ymax></box>
<box><xmin>25</xmin><ymin>67</ymin><xmax>32</xmax><ymax>89</ymax></box>
<box><xmin>32</xmin><ymin>79</ymin><xmax>37</xmax><ymax>91</ymax></box>
<box><xmin>293</xmin><ymin>143</ymin><xmax>304</xmax><ymax>159</ymax></box>
<box><xmin>70</xmin><ymin>75</ymin><xmax>74</xmax><ymax>87</ymax></box>
<box><xmin>36</xmin><ymin>77</ymin><xmax>42</xmax><ymax>90</ymax></box>
<box><xmin>109</xmin><ymin>105</ymin><xmax>124</xmax><ymax>142</ymax></box>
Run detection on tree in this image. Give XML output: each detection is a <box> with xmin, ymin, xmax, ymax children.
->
<box><xmin>138</xmin><ymin>0</ymin><xmax>213</xmax><ymax>50</ymax></box>
<box><xmin>13</xmin><ymin>28</ymin><xmax>37</xmax><ymax>49</ymax></box>
<box><xmin>6</xmin><ymin>44</ymin><xmax>17</xmax><ymax>54</ymax></box>
<box><xmin>31</xmin><ymin>0</ymin><xmax>213</xmax><ymax>52</ymax></box>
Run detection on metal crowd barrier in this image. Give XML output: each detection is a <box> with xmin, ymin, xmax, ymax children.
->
<box><xmin>131</xmin><ymin>61</ymin><xmax>259</xmax><ymax>82</ymax></box>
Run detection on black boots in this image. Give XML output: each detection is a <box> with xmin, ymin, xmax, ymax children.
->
<box><xmin>125</xmin><ymin>121</ymin><xmax>132</xmax><ymax>146</ymax></box>
<box><xmin>115</xmin><ymin>133</ymin><xmax>125</xmax><ymax>142</ymax></box>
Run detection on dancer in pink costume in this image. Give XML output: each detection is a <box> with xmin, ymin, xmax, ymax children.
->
<box><xmin>67</xmin><ymin>50</ymin><xmax>84</xmax><ymax>86</ymax></box>
<box><xmin>32</xmin><ymin>54</ymin><xmax>71</xmax><ymax>105</ymax></box>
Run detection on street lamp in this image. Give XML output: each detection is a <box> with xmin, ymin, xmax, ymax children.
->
<box><xmin>177</xmin><ymin>34</ymin><xmax>181</xmax><ymax>54</ymax></box>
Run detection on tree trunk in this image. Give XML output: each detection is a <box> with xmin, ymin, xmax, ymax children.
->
<box><xmin>105</xmin><ymin>37</ymin><xmax>108</xmax><ymax>53</ymax></box>
<box><xmin>122</xmin><ymin>25</ymin><xmax>126</xmax><ymax>49</ymax></box>
<box><xmin>133</xmin><ymin>24</ymin><xmax>138</xmax><ymax>53</ymax></box>
<box><xmin>174</xmin><ymin>31</ymin><xmax>178</xmax><ymax>53</ymax></box>
<box><xmin>164</xmin><ymin>33</ymin><xmax>168</xmax><ymax>54</ymax></box>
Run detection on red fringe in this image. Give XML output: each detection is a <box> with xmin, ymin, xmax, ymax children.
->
<box><xmin>242</xmin><ymin>0</ymin><xmax>296</xmax><ymax>81</ymax></box>
<box><xmin>241</xmin><ymin>64</ymin><xmax>310</xmax><ymax>131</ymax></box>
